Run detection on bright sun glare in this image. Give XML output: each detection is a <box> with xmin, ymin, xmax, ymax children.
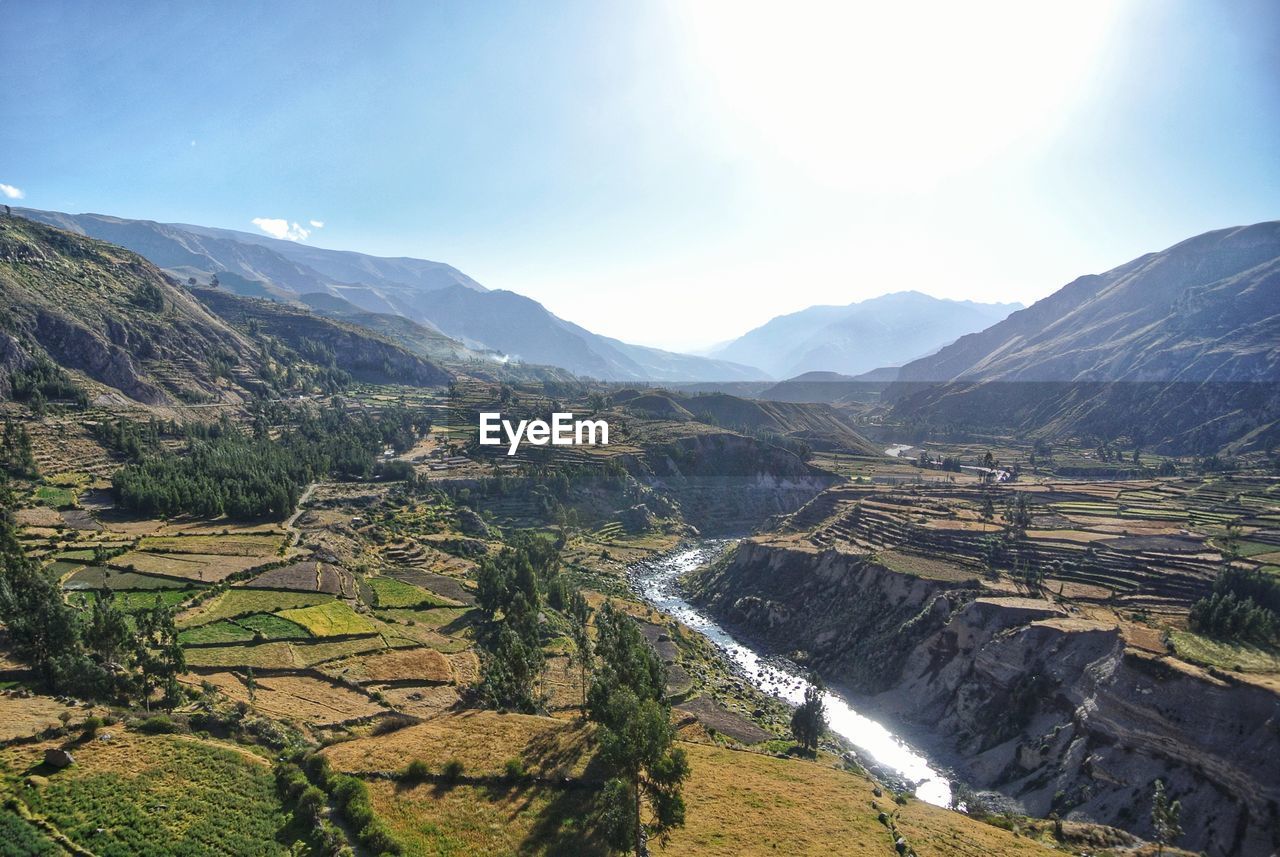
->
<box><xmin>672</xmin><ymin>1</ymin><xmax>1123</xmax><ymax>191</ymax></box>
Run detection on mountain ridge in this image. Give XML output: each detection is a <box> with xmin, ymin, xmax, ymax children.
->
<box><xmin>712</xmin><ymin>290</ymin><xmax>1021</xmax><ymax>378</ymax></box>
<box><xmin>14</xmin><ymin>207</ymin><xmax>765</xmax><ymax>383</ymax></box>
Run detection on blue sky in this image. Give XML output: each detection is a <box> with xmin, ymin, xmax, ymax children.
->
<box><xmin>3</xmin><ymin>0</ymin><xmax>1278</xmax><ymax>350</ymax></box>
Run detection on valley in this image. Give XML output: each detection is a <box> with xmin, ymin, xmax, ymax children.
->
<box><xmin>0</xmin><ymin>212</ymin><xmax>1277</xmax><ymax>857</ymax></box>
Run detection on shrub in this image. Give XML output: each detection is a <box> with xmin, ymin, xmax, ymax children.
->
<box><xmin>403</xmin><ymin>759</ymin><xmax>431</xmax><ymax>782</ymax></box>
<box><xmin>441</xmin><ymin>759</ymin><xmax>465</xmax><ymax>782</ymax></box>
<box><xmin>503</xmin><ymin>758</ymin><xmax>527</xmax><ymax>780</ymax></box>
<box><xmin>81</xmin><ymin>716</ymin><xmax>104</xmax><ymax>738</ymax></box>
<box><xmin>331</xmin><ymin>775</ymin><xmax>368</xmax><ymax>811</ymax></box>
<box><xmin>137</xmin><ymin>714</ymin><xmax>179</xmax><ymax>734</ymax></box>
<box><xmin>304</xmin><ymin>753</ymin><xmax>334</xmax><ymax>789</ymax></box>
<box><xmin>370</xmin><ymin>714</ymin><xmax>415</xmax><ymax>736</ymax></box>
<box><xmin>296</xmin><ymin>785</ymin><xmax>327</xmax><ymax>822</ymax></box>
<box><xmin>359</xmin><ymin>819</ymin><xmax>402</xmax><ymax>855</ymax></box>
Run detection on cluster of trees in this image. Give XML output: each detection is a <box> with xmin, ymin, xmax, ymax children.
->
<box><xmin>475</xmin><ymin>533</ymin><xmax>564</xmax><ymax>712</ymax></box>
<box><xmin>9</xmin><ymin>356</ymin><xmax>87</xmax><ymax>413</ymax></box>
<box><xmin>1</xmin><ymin>419</ymin><xmax>36</xmax><ymax>477</ymax></box>
<box><xmin>1189</xmin><ymin>567</ymin><xmax>1280</xmax><ymax>646</ymax></box>
<box><xmin>914</xmin><ymin>451</ymin><xmax>962</xmax><ymax>472</ymax></box>
<box><xmin>110</xmin><ymin>405</ymin><xmax>429</xmax><ymax>520</ymax></box>
<box><xmin>587</xmin><ymin>602</ymin><xmax>690</xmax><ymax>855</ymax></box>
<box><xmin>0</xmin><ymin>482</ymin><xmax>184</xmax><ymax>704</ymax></box>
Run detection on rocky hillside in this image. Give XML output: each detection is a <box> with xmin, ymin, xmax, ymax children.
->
<box><xmin>0</xmin><ymin>213</ymin><xmax>264</xmax><ymax>405</ymax></box>
<box><xmin>888</xmin><ymin>221</ymin><xmax>1280</xmax><ymax>452</ymax></box>
<box><xmin>193</xmin><ymin>288</ymin><xmax>450</xmax><ymax>387</ymax></box>
<box><xmin>16</xmin><ymin>207</ymin><xmax>765</xmax><ymax>383</ymax></box>
<box><xmin>689</xmin><ymin>538</ymin><xmax>1280</xmax><ymax>856</ymax></box>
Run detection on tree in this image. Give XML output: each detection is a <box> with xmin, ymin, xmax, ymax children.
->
<box><xmin>790</xmin><ymin>673</ymin><xmax>827</xmax><ymax>754</ymax></box>
<box><xmin>588</xmin><ymin>603</ymin><xmax>689</xmax><ymax>855</ymax></box>
<box><xmin>567</xmin><ymin>589</ymin><xmax>593</xmax><ymax>715</ymax></box>
<box><xmin>1151</xmin><ymin>779</ymin><xmax>1182</xmax><ymax>856</ymax></box>
<box><xmin>0</xmin><ymin>486</ymin><xmax>84</xmax><ymax>691</ymax></box>
<box><xmin>980</xmin><ymin>494</ymin><xmax>995</xmax><ymax>532</ymax></box>
<box><xmin>84</xmin><ymin>588</ymin><xmax>133</xmax><ymax>699</ymax></box>
<box><xmin>134</xmin><ymin>599</ymin><xmax>185</xmax><ymax>710</ymax></box>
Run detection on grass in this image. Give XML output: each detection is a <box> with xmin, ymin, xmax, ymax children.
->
<box><xmin>72</xmin><ymin>589</ymin><xmax>194</xmax><ymax>613</ymax></box>
<box><xmin>368</xmin><ymin>576</ymin><xmax>455</xmax><ymax>608</ymax></box>
<box><xmin>236</xmin><ymin>613</ymin><xmax>311</xmax><ymax>640</ymax></box>
<box><xmin>177</xmin><ymin>590</ymin><xmax>333</xmax><ymax>628</ymax></box>
<box><xmin>179</xmin><ymin>620</ymin><xmax>257</xmax><ymax>646</ymax></box>
<box><xmin>33</xmin><ymin>486</ymin><xmax>76</xmax><ymax>508</ymax></box>
<box><xmin>1167</xmin><ymin>630</ymin><xmax>1280</xmax><ymax>673</ymax></box>
<box><xmin>277</xmin><ymin>601</ymin><xmax>377</xmax><ymax>637</ymax></box>
<box><xmin>0</xmin><ymin>805</ymin><xmax>62</xmax><ymax>856</ymax></box>
<box><xmin>65</xmin><ymin>567</ymin><xmax>194</xmax><ymax>591</ymax></box>
<box><xmin>1</xmin><ymin>733</ymin><xmax>292</xmax><ymax>857</ymax></box>
<box><xmin>337</xmin><ymin>721</ymin><xmax>1054</xmax><ymax>857</ymax></box>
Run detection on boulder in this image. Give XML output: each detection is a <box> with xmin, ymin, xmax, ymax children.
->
<box><xmin>43</xmin><ymin>748</ymin><xmax>74</xmax><ymax>768</ymax></box>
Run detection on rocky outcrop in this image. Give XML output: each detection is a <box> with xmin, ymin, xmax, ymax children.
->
<box><xmin>691</xmin><ymin>538</ymin><xmax>1280</xmax><ymax>856</ymax></box>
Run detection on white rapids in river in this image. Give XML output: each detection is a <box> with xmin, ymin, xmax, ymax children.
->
<box><xmin>632</xmin><ymin>542</ymin><xmax>952</xmax><ymax>807</ymax></box>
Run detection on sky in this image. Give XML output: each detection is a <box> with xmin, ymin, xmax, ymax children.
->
<box><xmin>2</xmin><ymin>1</ymin><xmax>1278</xmax><ymax>352</ymax></box>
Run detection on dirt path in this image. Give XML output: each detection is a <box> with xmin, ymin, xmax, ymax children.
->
<box><xmin>282</xmin><ymin>482</ymin><xmax>319</xmax><ymax>556</ymax></box>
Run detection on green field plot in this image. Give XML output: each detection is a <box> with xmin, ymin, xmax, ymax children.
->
<box><xmin>1</xmin><ymin>734</ymin><xmax>291</xmax><ymax>857</ymax></box>
<box><xmin>1168</xmin><ymin>630</ymin><xmax>1280</xmax><ymax>674</ymax></box>
<box><xmin>33</xmin><ymin>485</ymin><xmax>76</xmax><ymax>508</ymax></box>
<box><xmin>278</xmin><ymin>601</ymin><xmax>376</xmax><ymax>637</ymax></box>
<box><xmin>177</xmin><ymin>589</ymin><xmax>334</xmax><ymax>628</ymax></box>
<box><xmin>1118</xmin><ymin>506</ymin><xmax>1187</xmax><ymax>521</ymax></box>
<box><xmin>179</xmin><ymin>612</ymin><xmax>310</xmax><ymax>645</ymax></box>
<box><xmin>368</xmin><ymin>576</ymin><xmax>455</xmax><ymax>608</ymax></box>
<box><xmin>64</xmin><ymin>567</ymin><xmax>194</xmax><ymax>591</ymax></box>
<box><xmin>179</xmin><ymin>620</ymin><xmax>257</xmax><ymax>646</ymax></box>
<box><xmin>236</xmin><ymin>612</ymin><xmax>311</xmax><ymax>640</ymax></box>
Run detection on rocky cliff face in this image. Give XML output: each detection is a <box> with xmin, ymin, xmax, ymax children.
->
<box><xmin>690</xmin><ymin>538</ymin><xmax>1280</xmax><ymax>856</ymax></box>
<box><xmin>638</xmin><ymin>434</ymin><xmax>837</xmax><ymax>534</ymax></box>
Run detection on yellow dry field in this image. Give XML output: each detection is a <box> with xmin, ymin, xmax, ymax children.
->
<box><xmin>0</xmin><ymin>694</ymin><xmax>100</xmax><ymax>742</ymax></box>
<box><xmin>327</xmin><ymin>647</ymin><xmax>454</xmax><ymax>684</ymax></box>
<box><xmin>109</xmin><ymin>550</ymin><xmax>266</xmax><ymax>582</ymax></box>
<box><xmin>446</xmin><ymin>651</ymin><xmax>480</xmax><ymax>685</ymax></box>
<box><xmin>185</xmin><ymin>636</ymin><xmax>392</xmax><ymax>669</ymax></box>
<box><xmin>877</xmin><ymin>550</ymin><xmax>979</xmax><ymax>583</ymax></box>
<box><xmin>14</xmin><ymin>507</ymin><xmax>63</xmax><ymax>527</ymax></box>
<box><xmin>1024</xmin><ymin>529</ymin><xmax>1114</xmax><ymax>543</ymax></box>
<box><xmin>138</xmin><ymin>533</ymin><xmax>285</xmax><ymax>557</ymax></box>
<box><xmin>353</xmin><ymin>729</ymin><xmax>1059</xmax><ymax>857</ymax></box>
<box><xmin>374</xmin><ymin>684</ymin><xmax>462</xmax><ymax>718</ymax></box>
<box><xmin>184</xmin><ymin>671</ymin><xmax>386</xmax><ymax>723</ymax></box>
<box><xmin>323</xmin><ymin>711</ymin><xmax>596</xmax><ymax>779</ymax></box>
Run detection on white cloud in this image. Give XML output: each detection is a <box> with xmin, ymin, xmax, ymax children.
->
<box><xmin>0</xmin><ymin>184</ymin><xmax>24</xmax><ymax>200</ymax></box>
<box><xmin>251</xmin><ymin>217</ymin><xmax>311</xmax><ymax>241</ymax></box>
<box><xmin>308</xmin><ymin>219</ymin><xmax>324</xmax><ymax>229</ymax></box>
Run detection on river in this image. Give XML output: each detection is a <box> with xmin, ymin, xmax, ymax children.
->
<box><xmin>631</xmin><ymin>541</ymin><xmax>952</xmax><ymax>807</ymax></box>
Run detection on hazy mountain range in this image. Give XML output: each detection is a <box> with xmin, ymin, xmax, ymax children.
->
<box><xmin>14</xmin><ymin>208</ymin><xmax>761</xmax><ymax>384</ymax></box>
<box><xmin>711</xmin><ymin>291</ymin><xmax>1022</xmax><ymax>378</ymax></box>
<box><xmin>889</xmin><ymin>220</ymin><xmax>1280</xmax><ymax>451</ymax></box>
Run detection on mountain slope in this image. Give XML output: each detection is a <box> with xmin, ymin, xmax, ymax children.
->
<box><xmin>713</xmin><ymin>291</ymin><xmax>1021</xmax><ymax>378</ymax></box>
<box><xmin>16</xmin><ymin>207</ymin><xmax>763</xmax><ymax>383</ymax></box>
<box><xmin>0</xmin><ymin>213</ymin><xmax>264</xmax><ymax>405</ymax></box>
<box><xmin>888</xmin><ymin>221</ymin><xmax>1280</xmax><ymax>452</ymax></box>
